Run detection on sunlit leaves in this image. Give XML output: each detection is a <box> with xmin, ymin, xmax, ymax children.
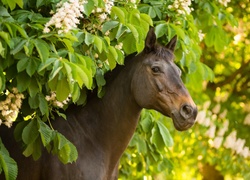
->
<box><xmin>16</xmin><ymin>118</ymin><xmax>78</xmax><ymax>164</ymax></box>
<box><xmin>0</xmin><ymin>139</ymin><xmax>17</xmax><ymax>180</ymax></box>
<box><xmin>0</xmin><ymin>0</ymin><xmax>242</xmax><ymax>179</ymax></box>
<box><xmin>120</xmin><ymin>110</ymin><xmax>173</xmax><ymax>178</ymax></box>
<box><xmin>204</xmin><ymin>26</ymin><xmax>228</xmax><ymax>52</ymax></box>
<box><xmin>109</xmin><ymin>6</ymin><xmax>152</xmax><ymax>54</ymax></box>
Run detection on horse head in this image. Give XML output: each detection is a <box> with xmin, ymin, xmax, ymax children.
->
<box><xmin>131</xmin><ymin>27</ymin><xmax>197</xmax><ymax>131</ymax></box>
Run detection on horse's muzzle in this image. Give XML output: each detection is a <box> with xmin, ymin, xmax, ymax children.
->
<box><xmin>171</xmin><ymin>104</ymin><xmax>198</xmax><ymax>131</ymax></box>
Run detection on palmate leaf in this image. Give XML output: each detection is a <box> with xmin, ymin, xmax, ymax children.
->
<box><xmin>37</xmin><ymin>120</ymin><xmax>54</xmax><ymax>147</ymax></box>
<box><xmin>33</xmin><ymin>39</ymin><xmax>49</xmax><ymax>62</ymax></box>
<box><xmin>53</xmin><ymin>132</ymin><xmax>78</xmax><ymax>164</ymax></box>
<box><xmin>156</xmin><ymin>121</ymin><xmax>173</xmax><ymax>147</ymax></box>
<box><xmin>0</xmin><ymin>139</ymin><xmax>17</xmax><ymax>180</ymax></box>
<box><xmin>16</xmin><ymin>119</ymin><xmax>78</xmax><ymax>165</ymax></box>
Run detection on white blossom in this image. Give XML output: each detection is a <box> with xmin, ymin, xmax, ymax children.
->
<box><xmin>219</xmin><ymin>109</ymin><xmax>227</xmax><ymax>119</ymax></box>
<box><xmin>198</xmin><ymin>30</ymin><xmax>205</xmax><ymax>41</ymax></box>
<box><xmin>213</xmin><ymin>136</ymin><xmax>223</xmax><ymax>149</ymax></box>
<box><xmin>203</xmin><ymin>101</ymin><xmax>211</xmax><ymax>110</ymax></box>
<box><xmin>0</xmin><ymin>88</ymin><xmax>25</xmax><ymax>127</ymax></box>
<box><xmin>206</xmin><ymin>125</ymin><xmax>216</xmax><ymax>138</ymax></box>
<box><xmin>115</xmin><ymin>42</ymin><xmax>123</xmax><ymax>50</ymax></box>
<box><xmin>45</xmin><ymin>91</ymin><xmax>71</xmax><ymax>108</ymax></box>
<box><xmin>212</xmin><ymin>103</ymin><xmax>221</xmax><ymax>114</ymax></box>
<box><xmin>168</xmin><ymin>0</ymin><xmax>193</xmax><ymax>15</ymax></box>
<box><xmin>240</xmin><ymin>147</ymin><xmax>250</xmax><ymax>158</ymax></box>
<box><xmin>243</xmin><ymin>113</ymin><xmax>250</xmax><ymax>125</ymax></box>
<box><xmin>234</xmin><ymin>138</ymin><xmax>245</xmax><ymax>154</ymax></box>
<box><xmin>43</xmin><ymin>0</ymin><xmax>87</xmax><ymax>34</ymax></box>
<box><xmin>196</xmin><ymin>110</ymin><xmax>206</xmax><ymax>125</ymax></box>
<box><xmin>217</xmin><ymin>120</ymin><xmax>229</xmax><ymax>136</ymax></box>
<box><xmin>224</xmin><ymin>131</ymin><xmax>237</xmax><ymax>149</ymax></box>
<box><xmin>218</xmin><ymin>0</ymin><xmax>231</xmax><ymax>7</ymax></box>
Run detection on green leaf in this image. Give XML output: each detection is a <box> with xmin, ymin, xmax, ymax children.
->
<box><xmin>22</xmin><ymin>120</ymin><xmax>39</xmax><ymax>145</ymax></box>
<box><xmin>37</xmin><ymin>120</ymin><xmax>54</xmax><ymax>147</ymax></box>
<box><xmin>23</xmin><ymin>40</ymin><xmax>34</xmax><ymax>56</ymax></box>
<box><xmin>111</xmin><ymin>7</ymin><xmax>126</xmax><ymax>24</ymax></box>
<box><xmin>150</xmin><ymin>124</ymin><xmax>165</xmax><ymax>151</ymax></box>
<box><xmin>10</xmin><ymin>39</ymin><xmax>26</xmax><ymax>55</ymax></box>
<box><xmin>157</xmin><ymin>121</ymin><xmax>173</xmax><ymax>147</ymax></box>
<box><xmin>56</xmin><ymin>77</ymin><xmax>70</xmax><ymax>101</ymax></box>
<box><xmin>155</xmin><ymin>23</ymin><xmax>168</xmax><ymax>38</ymax></box>
<box><xmin>49</xmin><ymin>59</ymin><xmax>63</xmax><ymax>81</ymax></box>
<box><xmin>0</xmin><ymin>6</ymin><xmax>11</xmax><ymax>17</ymax></box>
<box><xmin>71</xmin><ymin>83</ymin><xmax>81</xmax><ymax>103</ymax></box>
<box><xmin>62</xmin><ymin>38</ymin><xmax>74</xmax><ymax>52</ymax></box>
<box><xmin>107</xmin><ymin>46</ymin><xmax>117</xmax><ymax>70</ymax></box>
<box><xmin>69</xmin><ymin>62</ymin><xmax>93</xmax><ymax>89</ymax></box>
<box><xmin>0</xmin><ymin>31</ymin><xmax>14</xmax><ymax>48</ymax></box>
<box><xmin>26</xmin><ymin>57</ymin><xmax>39</xmax><ymax>76</ymax></box>
<box><xmin>140</xmin><ymin>13</ymin><xmax>153</xmax><ymax>26</ymax></box>
<box><xmin>0</xmin><ymin>41</ymin><xmax>5</xmax><ymax>58</ymax></box>
<box><xmin>33</xmin><ymin>39</ymin><xmax>49</xmax><ymax>62</ymax></box>
<box><xmin>129</xmin><ymin>9</ymin><xmax>141</xmax><ymax>26</ymax></box>
<box><xmin>38</xmin><ymin>58</ymin><xmax>57</xmax><ymax>73</ymax></box>
<box><xmin>170</xmin><ymin>24</ymin><xmax>185</xmax><ymax>40</ymax></box>
<box><xmin>28</xmin><ymin>94</ymin><xmax>39</xmax><ymax>109</ymax></box>
<box><xmin>0</xmin><ymin>139</ymin><xmax>18</xmax><ymax>180</ymax></box>
<box><xmin>38</xmin><ymin>94</ymin><xmax>49</xmax><ymax>116</ymax></box>
<box><xmin>0</xmin><ymin>70</ymin><xmax>6</xmax><ymax>92</ymax></box>
<box><xmin>102</xmin><ymin>21</ymin><xmax>119</xmax><ymax>33</ymax></box>
<box><xmin>6</xmin><ymin>0</ymin><xmax>16</xmax><ymax>11</ymax></box>
<box><xmin>85</xmin><ymin>32</ymin><xmax>94</xmax><ymax>46</ymax></box>
<box><xmin>137</xmin><ymin>138</ymin><xmax>147</xmax><ymax>154</ymax></box>
<box><xmin>28</xmin><ymin>78</ymin><xmax>41</xmax><ymax>97</ymax></box>
<box><xmin>16</xmin><ymin>72</ymin><xmax>31</xmax><ymax>92</ymax></box>
<box><xmin>126</xmin><ymin>24</ymin><xmax>139</xmax><ymax>42</ymax></box>
<box><xmin>157</xmin><ymin>158</ymin><xmax>173</xmax><ymax>172</ymax></box>
<box><xmin>122</xmin><ymin>33</ymin><xmax>137</xmax><ymax>54</ymax></box>
<box><xmin>94</xmin><ymin>36</ymin><xmax>103</xmax><ymax>53</ymax></box>
<box><xmin>14</xmin><ymin>121</ymin><xmax>29</xmax><ymax>142</ymax></box>
<box><xmin>140</xmin><ymin>116</ymin><xmax>152</xmax><ymax>133</ymax></box>
<box><xmin>5</xmin><ymin>23</ymin><xmax>28</xmax><ymax>38</ymax></box>
<box><xmin>83</xmin><ymin>0</ymin><xmax>95</xmax><ymax>16</ymax></box>
<box><xmin>53</xmin><ymin>132</ymin><xmax>78</xmax><ymax>164</ymax></box>
<box><xmin>36</xmin><ymin>0</ymin><xmax>44</xmax><ymax>8</ymax></box>
<box><xmin>115</xmin><ymin>24</ymin><xmax>128</xmax><ymax>39</ymax></box>
<box><xmin>17</xmin><ymin>58</ymin><xmax>29</xmax><ymax>72</ymax></box>
<box><xmin>95</xmin><ymin>68</ymin><xmax>106</xmax><ymax>87</ymax></box>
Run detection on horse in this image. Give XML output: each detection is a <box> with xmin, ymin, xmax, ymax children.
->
<box><xmin>0</xmin><ymin>27</ymin><xmax>197</xmax><ymax>180</ymax></box>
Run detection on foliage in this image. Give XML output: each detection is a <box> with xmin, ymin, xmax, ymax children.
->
<box><xmin>0</xmin><ymin>0</ymin><xmax>249</xmax><ymax>179</ymax></box>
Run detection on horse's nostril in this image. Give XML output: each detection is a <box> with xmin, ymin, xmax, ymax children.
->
<box><xmin>180</xmin><ymin>104</ymin><xmax>194</xmax><ymax>119</ymax></box>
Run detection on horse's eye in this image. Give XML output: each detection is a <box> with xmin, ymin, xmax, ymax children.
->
<box><xmin>152</xmin><ymin>67</ymin><xmax>160</xmax><ymax>73</ymax></box>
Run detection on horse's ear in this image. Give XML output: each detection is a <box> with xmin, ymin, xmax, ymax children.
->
<box><xmin>166</xmin><ymin>35</ymin><xmax>177</xmax><ymax>52</ymax></box>
<box><xmin>145</xmin><ymin>27</ymin><xmax>156</xmax><ymax>52</ymax></box>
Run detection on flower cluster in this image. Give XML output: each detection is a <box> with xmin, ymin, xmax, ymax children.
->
<box><xmin>93</xmin><ymin>0</ymin><xmax>114</xmax><ymax>21</ymax></box>
<box><xmin>45</xmin><ymin>92</ymin><xmax>71</xmax><ymax>108</ymax></box>
<box><xmin>43</xmin><ymin>0</ymin><xmax>87</xmax><ymax>34</ymax></box>
<box><xmin>196</xmin><ymin>100</ymin><xmax>250</xmax><ymax>158</ymax></box>
<box><xmin>168</xmin><ymin>0</ymin><xmax>193</xmax><ymax>15</ymax></box>
<box><xmin>198</xmin><ymin>30</ymin><xmax>205</xmax><ymax>42</ymax></box>
<box><xmin>0</xmin><ymin>88</ymin><xmax>25</xmax><ymax>128</ymax></box>
<box><xmin>243</xmin><ymin>113</ymin><xmax>250</xmax><ymax>125</ymax></box>
<box><xmin>224</xmin><ymin>131</ymin><xmax>249</xmax><ymax>158</ymax></box>
<box><xmin>218</xmin><ymin>0</ymin><xmax>231</xmax><ymax>7</ymax></box>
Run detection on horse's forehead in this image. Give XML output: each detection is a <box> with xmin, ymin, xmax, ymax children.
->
<box><xmin>143</xmin><ymin>54</ymin><xmax>174</xmax><ymax>66</ymax></box>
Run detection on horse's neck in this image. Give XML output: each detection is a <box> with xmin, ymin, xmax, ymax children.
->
<box><xmin>100</xmin><ymin>59</ymin><xmax>142</xmax><ymax>145</ymax></box>
<box><xmin>92</xmin><ymin>58</ymin><xmax>142</xmax><ymax>165</ymax></box>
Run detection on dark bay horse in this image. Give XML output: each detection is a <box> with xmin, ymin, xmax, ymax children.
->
<box><xmin>0</xmin><ymin>28</ymin><xmax>197</xmax><ymax>180</ymax></box>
